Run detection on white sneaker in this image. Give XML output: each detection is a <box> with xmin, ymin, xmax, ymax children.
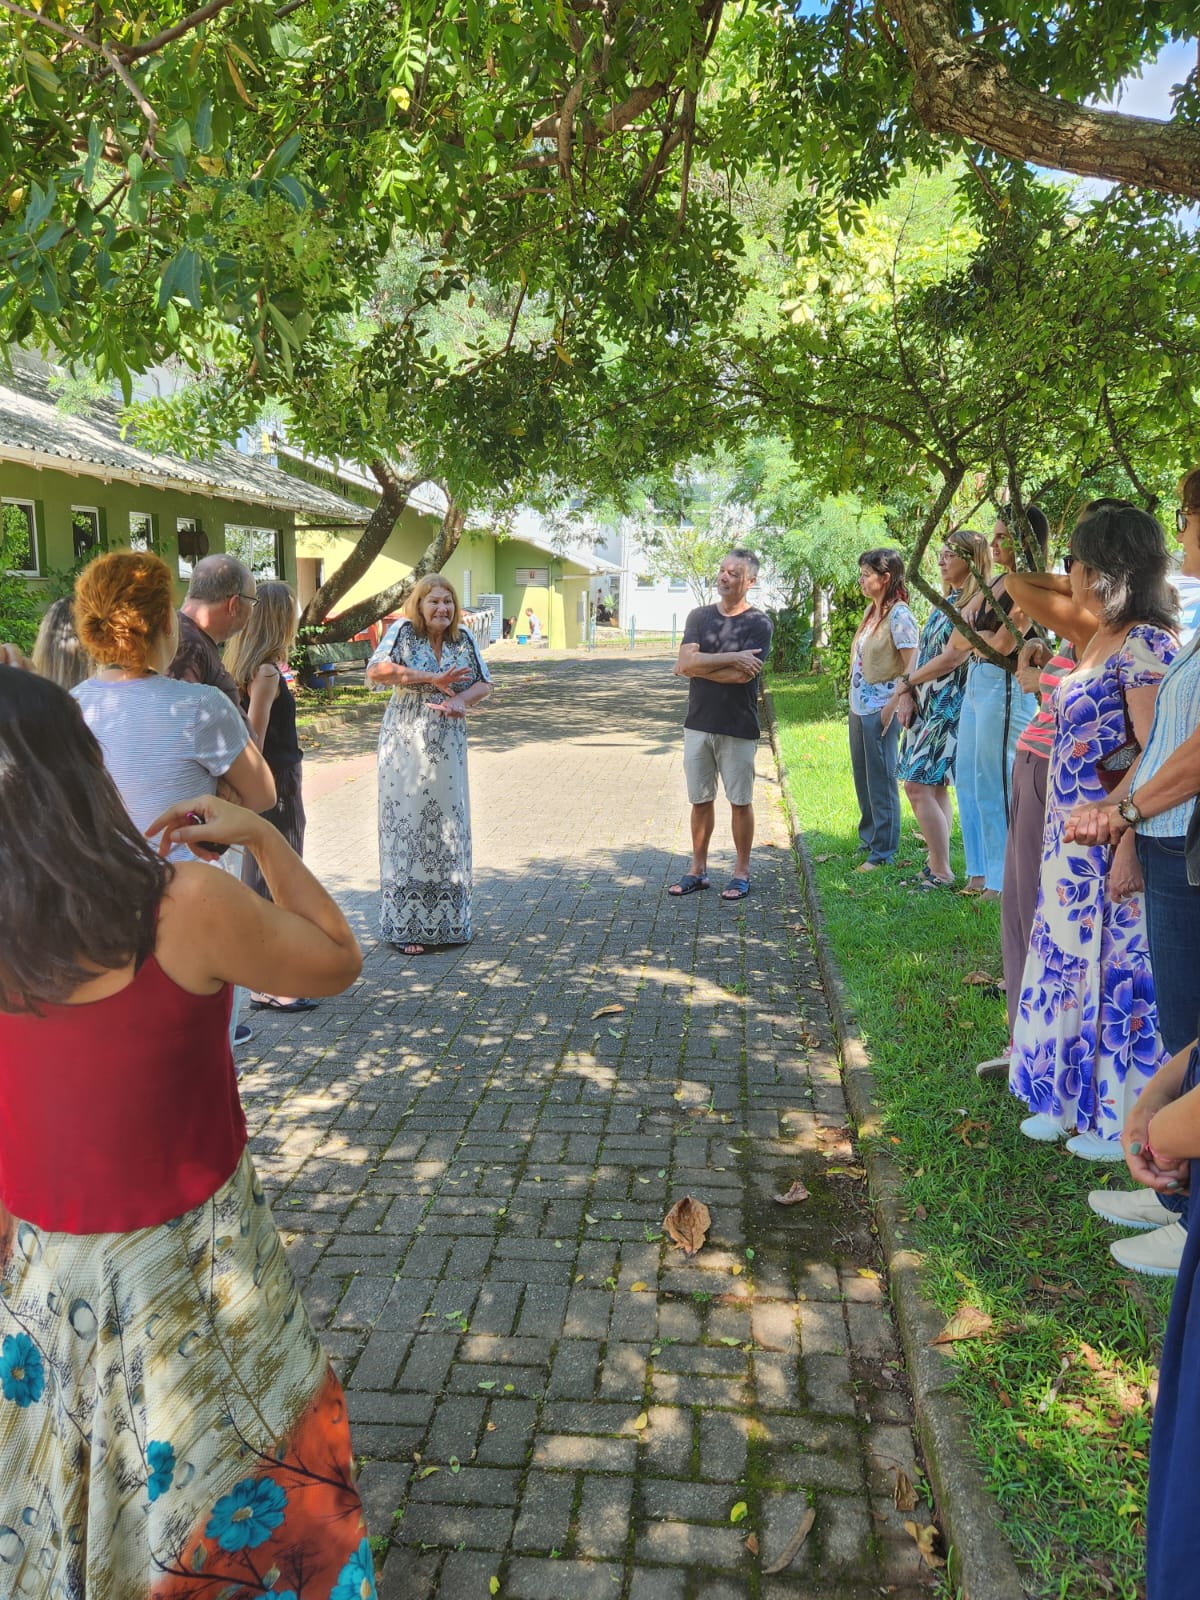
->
<box><xmin>1088</xmin><ymin>1188</ymin><xmax>1175</xmax><ymax>1231</ymax></box>
<box><xmin>1110</xmin><ymin>1221</ymin><xmax>1187</xmax><ymax>1278</ymax></box>
<box><xmin>1020</xmin><ymin>1113</ymin><xmax>1065</xmax><ymax>1142</ymax></box>
<box><xmin>1065</xmin><ymin>1131</ymin><xmax>1125</xmax><ymax>1162</ymax></box>
<box><xmin>975</xmin><ymin>1055</ymin><xmax>1011</xmax><ymax>1080</ymax></box>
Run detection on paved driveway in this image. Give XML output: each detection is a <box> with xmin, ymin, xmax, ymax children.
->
<box><xmin>241</xmin><ymin>650</ymin><xmax>936</xmax><ymax>1599</ymax></box>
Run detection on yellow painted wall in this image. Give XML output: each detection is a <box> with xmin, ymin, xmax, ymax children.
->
<box><xmin>296</xmin><ymin>509</ymin><xmax>496</xmax><ymax>621</ymax></box>
<box><xmin>494</xmin><ymin>539</ymin><xmax>593</xmax><ymax>648</ymax></box>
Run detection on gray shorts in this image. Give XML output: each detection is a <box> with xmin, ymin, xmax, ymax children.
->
<box><xmin>682</xmin><ymin>728</ymin><xmax>758</xmax><ymax>806</ymax></box>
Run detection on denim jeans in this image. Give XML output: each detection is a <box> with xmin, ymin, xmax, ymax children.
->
<box><xmin>956</xmin><ymin>662</ymin><xmax>1037</xmax><ymax>890</ymax></box>
<box><xmin>848</xmin><ymin>708</ymin><xmax>901</xmax><ymax>863</ymax></box>
<box><xmin>1136</xmin><ymin>836</ymin><xmax>1200</xmax><ymax>1229</ymax></box>
<box><xmin>1136</xmin><ymin>835</ymin><xmax>1200</xmax><ymax>1056</ymax></box>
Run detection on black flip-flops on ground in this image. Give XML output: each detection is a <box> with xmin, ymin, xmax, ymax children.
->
<box><xmin>668</xmin><ymin>874</ymin><xmax>710</xmax><ymax>896</ymax></box>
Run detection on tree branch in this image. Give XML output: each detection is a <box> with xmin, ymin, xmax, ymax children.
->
<box><xmin>318</xmin><ymin>499</ymin><xmax>467</xmax><ymax>640</ymax></box>
<box><xmin>886</xmin><ymin>0</ymin><xmax>1200</xmax><ymax>200</ymax></box>
<box><xmin>120</xmin><ymin>0</ymin><xmax>241</xmax><ymax>62</ymax></box>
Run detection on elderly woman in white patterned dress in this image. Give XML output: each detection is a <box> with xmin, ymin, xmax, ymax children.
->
<box><xmin>366</xmin><ymin>575</ymin><xmax>492</xmax><ymax>954</ymax></box>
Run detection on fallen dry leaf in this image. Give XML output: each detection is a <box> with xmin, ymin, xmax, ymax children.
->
<box><xmin>763</xmin><ymin>1506</ymin><xmax>816</xmax><ymax>1574</ymax></box>
<box><xmin>630</xmin><ymin>1281</ymin><xmax>649</xmax><ymax>1293</ymax></box>
<box><xmin>743</xmin><ymin>1532</ymin><xmax>759</xmax><ymax>1557</ymax></box>
<box><xmin>772</xmin><ymin>1180</ymin><xmax>810</xmax><ymax>1206</ymax></box>
<box><xmin>591</xmin><ymin>1003</ymin><xmax>625</xmax><ymax>1019</ymax></box>
<box><xmin>904</xmin><ymin>1521</ymin><xmax>946</xmax><ymax>1569</ymax></box>
<box><xmin>952</xmin><ymin>1116</ymin><xmax>991</xmax><ymax>1146</ymax></box>
<box><xmin>931</xmin><ymin>1306</ymin><xmax>994</xmax><ymax>1345</ymax></box>
<box><xmin>962</xmin><ymin>970</ymin><xmax>1000</xmax><ymax>986</ymax></box>
<box><xmin>893</xmin><ymin>1469</ymin><xmax>918</xmax><ymax>1512</ymax></box>
<box><xmin>824</xmin><ymin>1165</ymin><xmax>866</xmax><ymax>1179</ymax></box>
<box><xmin>731</xmin><ymin>1262</ymin><xmax>744</xmax><ymax>1276</ymax></box>
<box><xmin>812</xmin><ymin>852</ymin><xmax>835</xmax><ymax>863</ymax></box>
<box><xmin>663</xmin><ymin>1195</ymin><xmax>711</xmax><ymax>1257</ymax></box>
<box><xmin>631</xmin><ymin>1412</ymin><xmax>649</xmax><ymax>1432</ymax></box>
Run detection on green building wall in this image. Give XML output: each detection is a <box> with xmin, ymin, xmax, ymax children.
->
<box><xmin>0</xmin><ymin>460</ymin><xmax>296</xmax><ymax>600</ymax></box>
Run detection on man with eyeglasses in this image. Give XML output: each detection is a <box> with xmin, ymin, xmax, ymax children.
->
<box><xmin>168</xmin><ymin>553</ymin><xmax>258</xmax><ymax>708</ymax></box>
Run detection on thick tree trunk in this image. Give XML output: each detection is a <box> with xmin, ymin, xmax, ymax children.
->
<box><xmin>299</xmin><ymin>460</ymin><xmax>420</xmax><ymax>632</ymax></box>
<box><xmin>314</xmin><ymin>501</ymin><xmax>467</xmax><ymax>642</ymax></box>
<box><xmin>888</xmin><ymin>0</ymin><xmax>1200</xmax><ymax>200</ymax></box>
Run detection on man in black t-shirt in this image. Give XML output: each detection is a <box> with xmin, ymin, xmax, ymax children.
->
<box><xmin>669</xmin><ymin>549</ymin><xmax>774</xmax><ymax>901</ymax></box>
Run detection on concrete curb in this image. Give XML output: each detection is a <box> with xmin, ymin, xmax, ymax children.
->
<box><xmin>764</xmin><ymin>687</ymin><xmax>1027</xmax><ymax>1600</ymax></box>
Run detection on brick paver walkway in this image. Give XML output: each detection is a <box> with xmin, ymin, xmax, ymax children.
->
<box><xmin>241</xmin><ymin>650</ymin><xmax>937</xmax><ymax>1600</ymax></box>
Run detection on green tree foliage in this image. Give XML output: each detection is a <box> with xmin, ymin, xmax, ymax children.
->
<box><xmin>3</xmin><ymin>5</ymin><xmax>1196</xmax><ymax>644</ymax></box>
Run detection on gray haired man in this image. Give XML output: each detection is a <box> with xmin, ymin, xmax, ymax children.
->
<box><xmin>168</xmin><ymin>553</ymin><xmax>257</xmax><ymax>707</ymax></box>
<box><xmin>670</xmin><ymin>548</ymin><xmax>773</xmax><ymax>901</ymax></box>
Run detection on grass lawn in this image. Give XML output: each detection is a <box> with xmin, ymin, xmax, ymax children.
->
<box><xmin>770</xmin><ymin>672</ymin><xmax>1168</xmax><ymax>1600</ymax></box>
<box><xmin>293</xmin><ymin>681</ymin><xmax>376</xmax><ymax>728</ymax></box>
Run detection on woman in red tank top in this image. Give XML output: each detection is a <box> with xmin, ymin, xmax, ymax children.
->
<box><xmin>0</xmin><ymin>666</ymin><xmax>373</xmax><ymax>1599</ymax></box>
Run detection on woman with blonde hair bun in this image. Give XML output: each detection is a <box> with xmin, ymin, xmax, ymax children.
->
<box><xmin>366</xmin><ymin>573</ymin><xmax>493</xmax><ymax>953</ymax></box>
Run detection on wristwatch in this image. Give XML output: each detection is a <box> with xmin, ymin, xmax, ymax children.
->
<box><xmin>1116</xmin><ymin>796</ymin><xmax>1144</xmax><ymax>827</ymax></box>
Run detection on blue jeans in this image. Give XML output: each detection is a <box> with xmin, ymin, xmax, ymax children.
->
<box><xmin>1136</xmin><ymin>835</ymin><xmax>1200</xmax><ymax>1229</ymax></box>
<box><xmin>1136</xmin><ymin>834</ymin><xmax>1200</xmax><ymax>1055</ymax></box>
<box><xmin>848</xmin><ymin>708</ymin><xmax>901</xmax><ymax>863</ymax></box>
<box><xmin>956</xmin><ymin>662</ymin><xmax>1037</xmax><ymax>890</ymax></box>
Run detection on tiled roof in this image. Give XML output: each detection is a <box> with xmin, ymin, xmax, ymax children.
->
<box><xmin>0</xmin><ymin>364</ymin><xmax>372</xmax><ymax>524</ymax></box>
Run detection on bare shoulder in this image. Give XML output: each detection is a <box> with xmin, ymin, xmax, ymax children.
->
<box><xmin>156</xmin><ymin>863</ymin><xmax>237</xmax><ymax>993</ymax></box>
<box><xmin>159</xmin><ymin>861</ymin><xmax>241</xmax><ymax>931</ymax></box>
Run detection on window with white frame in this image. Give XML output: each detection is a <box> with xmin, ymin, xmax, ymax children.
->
<box><xmin>668</xmin><ymin>575</ymin><xmax>689</xmax><ymax>591</ymax></box>
<box><xmin>71</xmin><ymin>506</ymin><xmax>101</xmax><ymax>562</ymax></box>
<box><xmin>129</xmin><ymin>511</ymin><xmax>155</xmax><ymax>552</ymax></box>
<box><xmin>176</xmin><ymin>517</ymin><xmax>201</xmax><ymax>581</ymax></box>
<box><xmin>2</xmin><ymin>499</ymin><xmax>38</xmax><ymax>574</ymax></box>
<box><xmin>636</xmin><ymin>573</ymin><xmax>657</xmax><ymax>588</ymax></box>
<box><xmin>224</xmin><ymin>524</ymin><xmax>279</xmax><ymax>579</ymax></box>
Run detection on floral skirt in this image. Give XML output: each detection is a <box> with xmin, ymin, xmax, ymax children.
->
<box><xmin>377</xmin><ymin>694</ymin><xmax>473</xmax><ymax>945</ymax></box>
<box><xmin>0</xmin><ymin>1150</ymin><xmax>374</xmax><ymax>1599</ymax></box>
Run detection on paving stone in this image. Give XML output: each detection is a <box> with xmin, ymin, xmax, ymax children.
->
<box><xmin>423</xmin><ymin>1395</ymin><xmax>487</xmax><ymax>1462</ymax></box>
<box><xmin>628</xmin><ymin>1570</ymin><xmax>687</xmax><ymax>1600</ymax></box>
<box><xmin>511</xmin><ymin>1470</ymin><xmax>576</xmax><ymax>1552</ymax></box>
<box><xmin>476</xmin><ymin>1398</ymin><xmax>539</xmax><ymax>1466</ymax></box>
<box><xmin>576</xmin><ymin>1473</ymin><xmax>635</xmax><ymax>1559</ymax></box>
<box><xmin>639</xmin><ymin>1406</ymin><xmax>694</xmax><ymax>1476</ymax></box>
<box><xmin>394</xmin><ymin>1502</ymin><xmax>514</xmax><ymax>1550</ymax></box>
<box><xmin>634</xmin><ymin>1520</ymin><xmax>744</xmax><ymax>1568</ymax></box>
<box><xmin>696</xmin><ymin>1411</ymin><xmax>752</xmax><ymax>1483</ymax></box>
<box><xmin>357</xmin><ymin>1459</ymin><xmax>412</xmax><ymax>1532</ymax></box>
<box><xmin>505</xmin><ymin>1558</ymin><xmax>624</xmax><ymax>1600</ymax></box>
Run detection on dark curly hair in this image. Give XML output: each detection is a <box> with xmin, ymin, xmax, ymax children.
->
<box><xmin>0</xmin><ymin>666</ymin><xmax>171</xmax><ymax>1013</ymax></box>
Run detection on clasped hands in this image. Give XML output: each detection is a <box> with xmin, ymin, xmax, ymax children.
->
<box><xmin>427</xmin><ymin>661</ymin><xmax>475</xmax><ymax>717</ymax></box>
<box><xmin>1124</xmin><ymin>1098</ymin><xmax>1189</xmax><ymax>1197</ymax></box>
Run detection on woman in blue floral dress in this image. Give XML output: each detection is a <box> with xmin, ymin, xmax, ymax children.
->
<box><xmin>1009</xmin><ymin>504</ymin><xmax>1179</xmax><ymax>1159</ymax></box>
